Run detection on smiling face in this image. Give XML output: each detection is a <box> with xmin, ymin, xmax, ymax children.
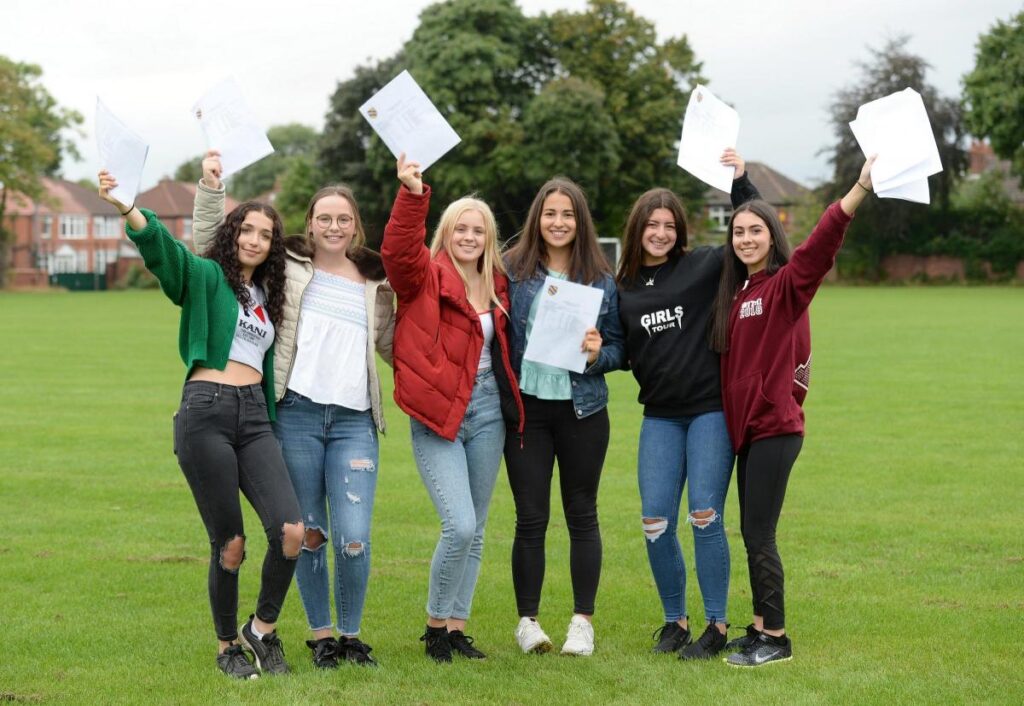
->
<box><xmin>448</xmin><ymin>208</ymin><xmax>487</xmax><ymax>266</ymax></box>
<box><xmin>236</xmin><ymin>210</ymin><xmax>274</xmax><ymax>277</ymax></box>
<box><xmin>539</xmin><ymin>191</ymin><xmax>577</xmax><ymax>255</ymax></box>
<box><xmin>640</xmin><ymin>208</ymin><xmax>678</xmax><ymax>266</ymax></box>
<box><xmin>731</xmin><ymin>211</ymin><xmax>773</xmax><ymax>275</ymax></box>
<box><xmin>310</xmin><ymin>194</ymin><xmax>356</xmax><ymax>255</ymax></box>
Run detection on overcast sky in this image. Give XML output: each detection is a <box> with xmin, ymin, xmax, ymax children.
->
<box><xmin>3</xmin><ymin>0</ymin><xmax>1017</xmax><ymax>191</ymax></box>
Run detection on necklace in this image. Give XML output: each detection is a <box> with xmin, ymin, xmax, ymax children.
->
<box><xmin>644</xmin><ymin>263</ymin><xmax>666</xmax><ymax>287</ymax></box>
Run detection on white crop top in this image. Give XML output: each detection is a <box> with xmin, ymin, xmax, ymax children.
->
<box><xmin>227</xmin><ymin>284</ymin><xmax>275</xmax><ymax>372</ymax></box>
<box><xmin>477</xmin><ymin>311</ymin><xmax>494</xmax><ymax>372</ymax></box>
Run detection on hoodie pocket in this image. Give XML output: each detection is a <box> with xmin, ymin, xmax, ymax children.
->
<box><xmin>725</xmin><ymin>373</ymin><xmax>775</xmax><ymax>448</ymax></box>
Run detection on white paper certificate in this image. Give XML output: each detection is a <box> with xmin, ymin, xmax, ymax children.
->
<box><xmin>192</xmin><ymin>78</ymin><xmax>275</xmax><ymax>179</ymax></box>
<box><xmin>95</xmin><ymin>98</ymin><xmax>149</xmax><ymax>206</ymax></box>
<box><xmin>358</xmin><ymin>70</ymin><xmax>461</xmax><ymax>172</ymax></box>
<box><xmin>677</xmin><ymin>85</ymin><xmax>740</xmax><ymax>193</ymax></box>
<box><xmin>522</xmin><ymin>277</ymin><xmax>604</xmax><ymax>373</ymax></box>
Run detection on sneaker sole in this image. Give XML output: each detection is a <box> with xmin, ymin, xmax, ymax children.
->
<box><xmin>724</xmin><ymin>655</ymin><xmax>793</xmax><ymax>668</ymax></box>
<box><xmin>560</xmin><ymin>645</ymin><xmax>594</xmax><ymax>656</ymax></box>
<box><xmin>519</xmin><ymin>638</ymin><xmax>552</xmax><ymax>654</ymax></box>
<box><xmin>216</xmin><ymin>666</ymin><xmax>259</xmax><ymax>680</ymax></box>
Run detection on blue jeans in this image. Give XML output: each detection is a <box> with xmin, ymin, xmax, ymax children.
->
<box><xmin>274</xmin><ymin>390</ymin><xmax>379</xmax><ymax>636</ymax></box>
<box><xmin>638</xmin><ymin>412</ymin><xmax>734</xmax><ymax>624</ymax></box>
<box><xmin>411</xmin><ymin>370</ymin><xmax>505</xmax><ymax>620</ymax></box>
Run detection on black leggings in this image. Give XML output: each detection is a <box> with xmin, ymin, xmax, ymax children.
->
<box><xmin>736</xmin><ymin>434</ymin><xmax>802</xmax><ymax>631</ymax></box>
<box><xmin>504</xmin><ymin>395</ymin><xmax>609</xmax><ymax>617</ymax></box>
<box><xmin>173</xmin><ymin>381</ymin><xmax>302</xmax><ymax>641</ymax></box>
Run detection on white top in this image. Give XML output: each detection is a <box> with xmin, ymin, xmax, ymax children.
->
<box><xmin>288</xmin><ymin>270</ymin><xmax>370</xmax><ymax>410</ymax></box>
<box><xmin>228</xmin><ymin>284</ymin><xmax>275</xmax><ymax>372</ymax></box>
<box><xmin>477</xmin><ymin>311</ymin><xmax>494</xmax><ymax>372</ymax></box>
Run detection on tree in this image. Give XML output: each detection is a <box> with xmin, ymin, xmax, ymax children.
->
<box><xmin>822</xmin><ymin>38</ymin><xmax>966</xmax><ymax>277</ymax></box>
<box><xmin>0</xmin><ymin>56</ymin><xmax>82</xmax><ymax>285</ymax></box>
<box><xmin>963</xmin><ymin>11</ymin><xmax>1024</xmax><ymax>179</ymax></box>
<box><xmin>274</xmin><ymin>154</ymin><xmax>321</xmax><ymax>235</ymax></box>
<box><xmin>172</xmin><ymin>157</ymin><xmax>203</xmax><ymax>183</ymax></box>
<box><xmin>228</xmin><ymin>123</ymin><xmax>319</xmax><ymax>200</ymax></box>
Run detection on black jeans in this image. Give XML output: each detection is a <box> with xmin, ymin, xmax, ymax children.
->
<box><xmin>504</xmin><ymin>395</ymin><xmax>609</xmax><ymax>616</ymax></box>
<box><xmin>736</xmin><ymin>434</ymin><xmax>803</xmax><ymax>631</ymax></box>
<box><xmin>173</xmin><ymin>381</ymin><xmax>302</xmax><ymax>641</ymax></box>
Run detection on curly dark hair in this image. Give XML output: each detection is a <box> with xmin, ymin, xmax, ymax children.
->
<box><xmin>202</xmin><ymin>201</ymin><xmax>287</xmax><ymax>329</ymax></box>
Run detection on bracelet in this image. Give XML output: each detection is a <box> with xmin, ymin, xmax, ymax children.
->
<box><xmin>119</xmin><ymin>203</ymin><xmax>135</xmax><ymax>217</ymax></box>
<box><xmin>855</xmin><ymin>181</ymin><xmax>870</xmax><ymax>193</ymax></box>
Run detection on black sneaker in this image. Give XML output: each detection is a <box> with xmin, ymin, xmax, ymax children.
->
<box><xmin>419</xmin><ymin>626</ymin><xmax>452</xmax><ymax>663</ymax></box>
<box><xmin>339</xmin><ymin>636</ymin><xmax>378</xmax><ymax>666</ymax></box>
<box><xmin>679</xmin><ymin>623</ymin><xmax>728</xmax><ymax>660</ymax></box>
<box><xmin>725</xmin><ymin>633</ymin><xmax>792</xmax><ymax>667</ymax></box>
<box><xmin>725</xmin><ymin>623</ymin><xmax>760</xmax><ymax>651</ymax></box>
<box><xmin>448</xmin><ymin>630</ymin><xmax>486</xmax><ymax>659</ymax></box>
<box><xmin>239</xmin><ymin>615</ymin><xmax>290</xmax><ymax>674</ymax></box>
<box><xmin>305</xmin><ymin>636</ymin><xmax>340</xmax><ymax>669</ymax></box>
<box><xmin>216</xmin><ymin>644</ymin><xmax>259</xmax><ymax>680</ymax></box>
<box><xmin>651</xmin><ymin>621</ymin><xmax>691</xmax><ymax>654</ymax></box>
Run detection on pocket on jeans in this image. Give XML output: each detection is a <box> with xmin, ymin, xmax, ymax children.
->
<box><xmin>172</xmin><ymin>411</ymin><xmax>181</xmax><ymax>456</ymax></box>
<box><xmin>185</xmin><ymin>390</ymin><xmax>217</xmax><ymax>410</ymax></box>
<box><xmin>277</xmin><ymin>390</ymin><xmax>299</xmax><ymax>409</ymax></box>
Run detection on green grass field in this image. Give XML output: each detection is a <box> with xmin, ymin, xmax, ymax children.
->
<box><xmin>1</xmin><ymin>287</ymin><xmax>1022</xmax><ymax>705</ymax></box>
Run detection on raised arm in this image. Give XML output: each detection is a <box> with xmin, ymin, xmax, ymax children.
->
<box><xmin>721</xmin><ymin>148</ymin><xmax>761</xmax><ymax>208</ymax></box>
<box><xmin>192</xmin><ymin>150</ymin><xmax>226</xmax><ymax>253</ymax></box>
<box><xmin>380</xmin><ymin>154</ymin><xmax>433</xmax><ymax>301</ymax></box>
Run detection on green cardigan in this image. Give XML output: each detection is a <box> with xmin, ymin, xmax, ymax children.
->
<box><xmin>126</xmin><ymin>209</ymin><xmax>277</xmax><ymax>418</ymax></box>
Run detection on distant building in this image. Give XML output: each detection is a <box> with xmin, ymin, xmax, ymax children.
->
<box><xmin>967</xmin><ymin>141</ymin><xmax>1024</xmax><ymax>204</ymax></box>
<box><xmin>701</xmin><ymin>161</ymin><xmax>812</xmax><ymax>235</ymax></box>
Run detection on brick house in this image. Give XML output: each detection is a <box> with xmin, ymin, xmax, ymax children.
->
<box><xmin>967</xmin><ymin>141</ymin><xmax>1024</xmax><ymax>204</ymax></box>
<box><xmin>701</xmin><ymin>162</ymin><xmax>811</xmax><ymax>237</ymax></box>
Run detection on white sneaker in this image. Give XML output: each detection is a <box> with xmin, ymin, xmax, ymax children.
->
<box><xmin>515</xmin><ymin>617</ymin><xmax>553</xmax><ymax>654</ymax></box>
<box><xmin>560</xmin><ymin>615</ymin><xmax>594</xmax><ymax>656</ymax></box>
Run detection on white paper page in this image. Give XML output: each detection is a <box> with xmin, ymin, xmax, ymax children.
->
<box><xmin>192</xmin><ymin>78</ymin><xmax>275</xmax><ymax>179</ymax></box>
<box><xmin>522</xmin><ymin>277</ymin><xmax>604</xmax><ymax>374</ymax></box>
<box><xmin>877</xmin><ymin>178</ymin><xmax>930</xmax><ymax>204</ymax></box>
<box><xmin>676</xmin><ymin>85</ymin><xmax>740</xmax><ymax>193</ymax></box>
<box><xmin>95</xmin><ymin>98</ymin><xmax>149</xmax><ymax>206</ymax></box>
<box><xmin>359</xmin><ymin>70</ymin><xmax>461</xmax><ymax>172</ymax></box>
<box><xmin>850</xmin><ymin>88</ymin><xmax>941</xmax><ymax>191</ymax></box>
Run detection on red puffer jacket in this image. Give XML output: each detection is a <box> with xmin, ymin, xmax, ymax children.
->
<box><xmin>381</xmin><ymin>184</ymin><xmax>524</xmax><ymax>442</ymax></box>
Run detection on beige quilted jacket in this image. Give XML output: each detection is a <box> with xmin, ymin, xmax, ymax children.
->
<box><xmin>192</xmin><ymin>181</ymin><xmax>395</xmax><ymax>432</ymax></box>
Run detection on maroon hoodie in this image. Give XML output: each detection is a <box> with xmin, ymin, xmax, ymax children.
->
<box><xmin>720</xmin><ymin>201</ymin><xmax>853</xmax><ymax>452</ymax></box>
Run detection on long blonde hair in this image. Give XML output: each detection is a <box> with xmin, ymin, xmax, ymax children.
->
<box><xmin>429</xmin><ymin>196</ymin><xmax>507</xmax><ymax>315</ymax></box>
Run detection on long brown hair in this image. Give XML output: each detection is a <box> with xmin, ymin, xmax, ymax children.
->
<box><xmin>504</xmin><ymin>177</ymin><xmax>610</xmax><ymax>284</ymax></box>
<box><xmin>709</xmin><ymin>200</ymin><xmax>792</xmax><ymax>353</ymax></box>
<box><xmin>202</xmin><ymin>201</ymin><xmax>287</xmax><ymax>329</ymax></box>
<box><xmin>615</xmin><ymin>188</ymin><xmax>689</xmax><ymax>287</ymax></box>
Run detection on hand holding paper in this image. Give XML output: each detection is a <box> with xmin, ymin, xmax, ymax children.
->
<box><xmin>95</xmin><ymin>98</ymin><xmax>149</xmax><ymax>206</ymax></box>
<box><xmin>677</xmin><ymin>85</ymin><xmax>741</xmax><ymax>193</ymax></box>
<box><xmin>522</xmin><ymin>277</ymin><xmax>604</xmax><ymax>373</ymax></box>
<box><xmin>192</xmin><ymin>78</ymin><xmax>274</xmax><ymax>179</ymax></box>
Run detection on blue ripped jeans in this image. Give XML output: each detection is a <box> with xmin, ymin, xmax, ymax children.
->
<box><xmin>274</xmin><ymin>390</ymin><xmax>379</xmax><ymax>636</ymax></box>
<box><xmin>411</xmin><ymin>370</ymin><xmax>505</xmax><ymax>621</ymax></box>
<box><xmin>638</xmin><ymin>412</ymin><xmax>734</xmax><ymax>625</ymax></box>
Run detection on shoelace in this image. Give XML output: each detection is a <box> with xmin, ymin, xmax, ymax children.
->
<box><xmin>343</xmin><ymin>638</ymin><xmax>373</xmax><ymax>656</ymax></box>
<box><xmin>651</xmin><ymin>623</ymin><xmax>674</xmax><ymax>641</ymax></box>
<box><xmin>222</xmin><ymin>645</ymin><xmax>252</xmax><ymax>669</ymax></box>
<box><xmin>259</xmin><ymin>632</ymin><xmax>286</xmax><ymax>665</ymax></box>
<box><xmin>696</xmin><ymin>626</ymin><xmax>721</xmax><ymax>649</ymax></box>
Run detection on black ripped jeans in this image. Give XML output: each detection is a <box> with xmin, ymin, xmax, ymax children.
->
<box><xmin>736</xmin><ymin>434</ymin><xmax>803</xmax><ymax>631</ymax></box>
<box><xmin>173</xmin><ymin>381</ymin><xmax>302</xmax><ymax>641</ymax></box>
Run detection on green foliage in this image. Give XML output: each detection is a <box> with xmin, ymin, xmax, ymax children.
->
<box><xmin>822</xmin><ymin>38</ymin><xmax>966</xmax><ymax>278</ymax></box>
<box><xmin>1</xmin><ymin>288</ymin><xmax>1022</xmax><ymax>703</ymax></box>
<box><xmin>227</xmin><ymin>123</ymin><xmax>319</xmax><ymax>201</ymax></box>
<box><xmin>963</xmin><ymin>11</ymin><xmax>1024</xmax><ymax>179</ymax></box>
<box><xmin>113</xmin><ymin>262</ymin><xmax>159</xmax><ymax>290</ymax></box>
<box><xmin>172</xmin><ymin>156</ymin><xmax>203</xmax><ymax>183</ymax></box>
<box><xmin>274</xmin><ymin>154</ymin><xmax>322</xmax><ymax>235</ymax></box>
<box><xmin>319</xmin><ymin>0</ymin><xmax>706</xmax><ymax>243</ymax></box>
<box><xmin>0</xmin><ymin>56</ymin><xmax>83</xmax><ymax>284</ymax></box>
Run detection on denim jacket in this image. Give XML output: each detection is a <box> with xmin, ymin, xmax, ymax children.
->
<box><xmin>506</xmin><ymin>265</ymin><xmax>626</xmax><ymax>418</ymax></box>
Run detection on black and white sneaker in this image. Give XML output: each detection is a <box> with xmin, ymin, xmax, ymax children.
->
<box><xmin>420</xmin><ymin>626</ymin><xmax>452</xmax><ymax>663</ymax></box>
<box><xmin>216</xmin><ymin>644</ymin><xmax>259</xmax><ymax>680</ymax></box>
<box><xmin>725</xmin><ymin>623</ymin><xmax>760</xmax><ymax>651</ymax></box>
<box><xmin>239</xmin><ymin>615</ymin><xmax>290</xmax><ymax>674</ymax></box>
<box><xmin>448</xmin><ymin>630</ymin><xmax>486</xmax><ymax>659</ymax></box>
<box><xmin>725</xmin><ymin>633</ymin><xmax>792</xmax><ymax>667</ymax></box>
<box><xmin>339</xmin><ymin>636</ymin><xmax>378</xmax><ymax>666</ymax></box>
<box><xmin>651</xmin><ymin>621</ymin><xmax>691</xmax><ymax>654</ymax></box>
<box><xmin>679</xmin><ymin>623</ymin><xmax>728</xmax><ymax>660</ymax></box>
<box><xmin>306</xmin><ymin>636</ymin><xmax>340</xmax><ymax>669</ymax></box>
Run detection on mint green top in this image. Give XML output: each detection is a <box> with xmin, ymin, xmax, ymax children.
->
<box><xmin>126</xmin><ymin>209</ymin><xmax>277</xmax><ymax>418</ymax></box>
<box><xmin>519</xmin><ymin>269</ymin><xmax>572</xmax><ymax>400</ymax></box>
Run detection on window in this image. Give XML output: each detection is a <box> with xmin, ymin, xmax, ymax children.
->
<box><xmin>59</xmin><ymin>215</ymin><xmax>88</xmax><ymax>239</ymax></box>
<box><xmin>182</xmin><ymin>218</ymin><xmax>193</xmax><ymax>239</ymax></box>
<box><xmin>93</xmin><ymin>216</ymin><xmax>121</xmax><ymax>238</ymax></box>
<box><xmin>39</xmin><ymin>215</ymin><xmax>53</xmax><ymax>239</ymax></box>
<box><xmin>709</xmin><ymin>206</ymin><xmax>730</xmax><ymax>232</ymax></box>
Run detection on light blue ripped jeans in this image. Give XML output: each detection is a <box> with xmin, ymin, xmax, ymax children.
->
<box><xmin>274</xmin><ymin>390</ymin><xmax>379</xmax><ymax>636</ymax></box>
<box><xmin>410</xmin><ymin>369</ymin><xmax>505</xmax><ymax>621</ymax></box>
<box><xmin>638</xmin><ymin>411</ymin><xmax>734</xmax><ymax>625</ymax></box>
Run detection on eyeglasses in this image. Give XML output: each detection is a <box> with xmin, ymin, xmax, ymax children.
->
<box><xmin>314</xmin><ymin>214</ymin><xmax>355</xmax><ymax>228</ymax></box>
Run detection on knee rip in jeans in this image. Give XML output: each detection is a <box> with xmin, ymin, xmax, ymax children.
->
<box><xmin>281</xmin><ymin>521</ymin><xmax>304</xmax><ymax>560</ymax></box>
<box><xmin>341</xmin><ymin>540</ymin><xmax>365</xmax><ymax>558</ymax></box>
<box><xmin>219</xmin><ymin>535</ymin><xmax>246</xmax><ymax>573</ymax></box>
<box><xmin>687</xmin><ymin>508</ymin><xmax>719</xmax><ymax>529</ymax></box>
<box><xmin>303</xmin><ymin>526</ymin><xmax>327</xmax><ymax>551</ymax></box>
<box><xmin>642</xmin><ymin>517</ymin><xmax>668</xmax><ymax>542</ymax></box>
<box><xmin>349</xmin><ymin>458</ymin><xmax>375</xmax><ymax>472</ymax></box>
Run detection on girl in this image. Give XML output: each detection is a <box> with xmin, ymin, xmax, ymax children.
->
<box><xmin>382</xmin><ymin>154</ymin><xmax>524</xmax><ymax>663</ymax></box>
<box><xmin>616</xmin><ymin>151</ymin><xmax>759</xmax><ymax>660</ymax></box>
<box><xmin>192</xmin><ymin>152</ymin><xmax>394</xmax><ymax>668</ymax></box>
<box><xmin>709</xmin><ymin>156</ymin><xmax>876</xmax><ymax>667</ymax></box>
<box><xmin>503</xmin><ymin>177</ymin><xmax>626</xmax><ymax>656</ymax></box>
<box><xmin>98</xmin><ymin>170</ymin><xmax>303</xmax><ymax>679</ymax></box>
